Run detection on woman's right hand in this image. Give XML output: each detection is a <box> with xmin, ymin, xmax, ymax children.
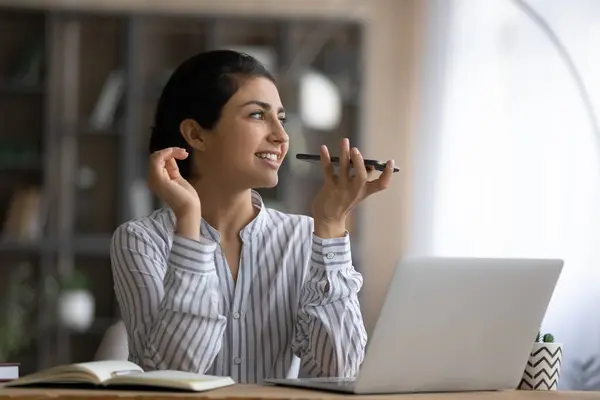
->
<box><xmin>147</xmin><ymin>147</ymin><xmax>201</xmax><ymax>218</ymax></box>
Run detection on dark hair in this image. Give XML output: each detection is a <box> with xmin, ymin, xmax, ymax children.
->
<box><xmin>149</xmin><ymin>50</ymin><xmax>276</xmax><ymax>179</ymax></box>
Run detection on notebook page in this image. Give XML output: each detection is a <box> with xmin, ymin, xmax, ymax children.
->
<box><xmin>77</xmin><ymin>361</ymin><xmax>143</xmax><ymax>383</ymax></box>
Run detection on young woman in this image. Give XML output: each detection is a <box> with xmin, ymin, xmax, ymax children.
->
<box><xmin>110</xmin><ymin>50</ymin><xmax>395</xmax><ymax>384</ymax></box>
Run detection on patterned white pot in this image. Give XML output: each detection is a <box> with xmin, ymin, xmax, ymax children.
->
<box><xmin>518</xmin><ymin>342</ymin><xmax>563</xmax><ymax>390</ymax></box>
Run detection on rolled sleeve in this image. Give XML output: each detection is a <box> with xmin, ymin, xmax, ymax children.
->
<box><xmin>311</xmin><ymin>231</ymin><xmax>352</xmax><ymax>268</ymax></box>
<box><xmin>169</xmin><ymin>235</ymin><xmax>218</xmax><ymax>273</ymax></box>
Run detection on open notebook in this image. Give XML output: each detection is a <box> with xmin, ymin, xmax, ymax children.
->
<box><xmin>3</xmin><ymin>360</ymin><xmax>235</xmax><ymax>392</ymax></box>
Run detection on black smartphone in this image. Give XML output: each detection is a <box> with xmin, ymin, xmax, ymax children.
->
<box><xmin>295</xmin><ymin>153</ymin><xmax>400</xmax><ymax>173</ymax></box>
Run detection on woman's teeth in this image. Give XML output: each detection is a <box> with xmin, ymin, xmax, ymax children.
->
<box><xmin>256</xmin><ymin>153</ymin><xmax>278</xmax><ymax>161</ymax></box>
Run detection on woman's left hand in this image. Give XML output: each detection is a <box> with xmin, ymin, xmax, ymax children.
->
<box><xmin>312</xmin><ymin>138</ymin><xmax>395</xmax><ymax>238</ymax></box>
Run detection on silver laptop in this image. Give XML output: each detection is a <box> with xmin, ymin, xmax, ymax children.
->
<box><xmin>264</xmin><ymin>256</ymin><xmax>563</xmax><ymax>394</ymax></box>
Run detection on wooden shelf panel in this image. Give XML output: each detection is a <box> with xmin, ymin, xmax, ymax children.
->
<box><xmin>0</xmin><ymin>234</ymin><xmax>112</xmax><ymax>256</ymax></box>
<box><xmin>0</xmin><ymin>80</ymin><xmax>44</xmax><ymax>95</ymax></box>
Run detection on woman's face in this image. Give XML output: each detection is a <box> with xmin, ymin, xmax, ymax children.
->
<box><xmin>186</xmin><ymin>76</ymin><xmax>289</xmax><ymax>190</ymax></box>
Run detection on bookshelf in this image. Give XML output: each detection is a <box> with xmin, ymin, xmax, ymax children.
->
<box><xmin>0</xmin><ymin>5</ymin><xmax>363</xmax><ymax>373</ymax></box>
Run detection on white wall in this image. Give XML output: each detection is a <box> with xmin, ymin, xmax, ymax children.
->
<box><xmin>410</xmin><ymin>0</ymin><xmax>600</xmax><ymax>390</ymax></box>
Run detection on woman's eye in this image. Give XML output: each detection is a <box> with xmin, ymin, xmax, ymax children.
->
<box><xmin>249</xmin><ymin>111</ymin><xmax>264</xmax><ymax>120</ymax></box>
<box><xmin>249</xmin><ymin>111</ymin><xmax>285</xmax><ymax>126</ymax></box>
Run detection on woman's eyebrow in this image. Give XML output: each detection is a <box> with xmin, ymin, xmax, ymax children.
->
<box><xmin>240</xmin><ymin>100</ymin><xmax>286</xmax><ymax>114</ymax></box>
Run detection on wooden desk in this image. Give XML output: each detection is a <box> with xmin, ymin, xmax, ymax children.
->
<box><xmin>0</xmin><ymin>385</ymin><xmax>598</xmax><ymax>400</ymax></box>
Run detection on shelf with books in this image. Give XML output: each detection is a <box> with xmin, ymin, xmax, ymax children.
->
<box><xmin>0</xmin><ymin>162</ymin><xmax>42</xmax><ymax>172</ymax></box>
<box><xmin>0</xmin><ymin>238</ymin><xmax>51</xmax><ymax>254</ymax></box>
<box><xmin>0</xmin><ymin>6</ymin><xmax>365</xmax><ymax>373</ymax></box>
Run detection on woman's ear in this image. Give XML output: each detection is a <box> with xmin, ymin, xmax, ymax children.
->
<box><xmin>180</xmin><ymin>119</ymin><xmax>208</xmax><ymax>151</ymax></box>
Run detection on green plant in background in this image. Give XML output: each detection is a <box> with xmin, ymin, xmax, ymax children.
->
<box><xmin>535</xmin><ymin>330</ymin><xmax>555</xmax><ymax>343</ymax></box>
<box><xmin>59</xmin><ymin>269</ymin><xmax>89</xmax><ymax>292</ymax></box>
<box><xmin>0</xmin><ymin>266</ymin><xmax>91</xmax><ymax>361</ymax></box>
<box><xmin>0</xmin><ymin>263</ymin><xmax>36</xmax><ymax>361</ymax></box>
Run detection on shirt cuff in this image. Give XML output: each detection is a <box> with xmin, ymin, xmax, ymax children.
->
<box><xmin>169</xmin><ymin>234</ymin><xmax>217</xmax><ymax>273</ymax></box>
<box><xmin>311</xmin><ymin>231</ymin><xmax>352</xmax><ymax>268</ymax></box>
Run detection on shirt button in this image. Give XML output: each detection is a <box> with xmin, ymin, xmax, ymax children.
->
<box><xmin>234</xmin><ymin>357</ymin><xmax>242</xmax><ymax>364</ymax></box>
<box><xmin>326</xmin><ymin>252</ymin><xmax>335</xmax><ymax>260</ymax></box>
<box><xmin>232</xmin><ymin>312</ymin><xmax>240</xmax><ymax>319</ymax></box>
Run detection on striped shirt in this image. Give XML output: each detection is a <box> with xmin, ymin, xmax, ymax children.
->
<box><xmin>110</xmin><ymin>190</ymin><xmax>367</xmax><ymax>383</ymax></box>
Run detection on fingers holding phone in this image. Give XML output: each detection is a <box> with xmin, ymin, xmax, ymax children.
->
<box><xmin>311</xmin><ymin>138</ymin><xmax>396</xmax><ymax>231</ymax></box>
<box><xmin>296</xmin><ymin>150</ymin><xmax>399</xmax><ymax>174</ymax></box>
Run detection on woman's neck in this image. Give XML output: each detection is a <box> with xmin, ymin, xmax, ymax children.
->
<box><xmin>192</xmin><ymin>180</ymin><xmax>257</xmax><ymax>240</ymax></box>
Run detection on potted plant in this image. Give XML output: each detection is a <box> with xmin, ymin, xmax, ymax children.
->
<box><xmin>518</xmin><ymin>330</ymin><xmax>563</xmax><ymax>390</ymax></box>
<box><xmin>0</xmin><ymin>263</ymin><xmax>35</xmax><ymax>361</ymax></box>
<box><xmin>57</xmin><ymin>269</ymin><xmax>95</xmax><ymax>332</ymax></box>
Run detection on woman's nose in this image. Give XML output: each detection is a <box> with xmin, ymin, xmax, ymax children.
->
<box><xmin>271</xmin><ymin>122</ymin><xmax>289</xmax><ymax>143</ymax></box>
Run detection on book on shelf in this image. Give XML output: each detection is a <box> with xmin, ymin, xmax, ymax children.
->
<box><xmin>0</xmin><ymin>363</ymin><xmax>19</xmax><ymax>383</ymax></box>
<box><xmin>88</xmin><ymin>69</ymin><xmax>124</xmax><ymax>132</ymax></box>
<box><xmin>3</xmin><ymin>360</ymin><xmax>235</xmax><ymax>392</ymax></box>
<box><xmin>1</xmin><ymin>186</ymin><xmax>44</xmax><ymax>241</ymax></box>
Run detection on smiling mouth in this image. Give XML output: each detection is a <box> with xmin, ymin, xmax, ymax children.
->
<box><xmin>255</xmin><ymin>152</ymin><xmax>280</xmax><ymax>162</ymax></box>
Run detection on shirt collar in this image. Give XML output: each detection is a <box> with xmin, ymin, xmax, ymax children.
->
<box><xmin>198</xmin><ymin>189</ymin><xmax>267</xmax><ymax>244</ymax></box>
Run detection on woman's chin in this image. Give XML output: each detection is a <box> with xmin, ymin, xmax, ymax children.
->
<box><xmin>249</xmin><ymin>173</ymin><xmax>279</xmax><ymax>189</ymax></box>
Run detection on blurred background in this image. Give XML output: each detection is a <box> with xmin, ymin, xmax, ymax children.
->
<box><xmin>0</xmin><ymin>0</ymin><xmax>599</xmax><ymax>391</ymax></box>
